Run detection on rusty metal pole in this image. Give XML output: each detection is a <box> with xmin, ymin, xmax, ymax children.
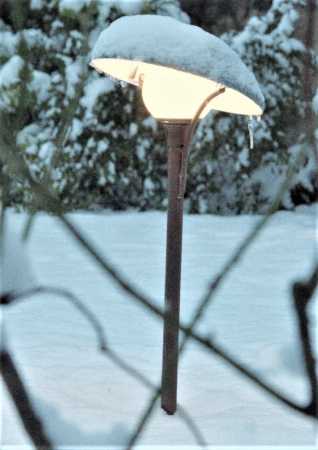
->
<box><xmin>161</xmin><ymin>121</ymin><xmax>191</xmax><ymax>415</ymax></box>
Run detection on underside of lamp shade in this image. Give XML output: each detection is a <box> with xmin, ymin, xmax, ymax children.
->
<box><xmin>90</xmin><ymin>15</ymin><xmax>265</xmax><ymax>121</ymax></box>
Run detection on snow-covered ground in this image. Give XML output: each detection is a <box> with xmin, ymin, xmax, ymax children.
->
<box><xmin>1</xmin><ymin>206</ymin><xmax>317</xmax><ymax>448</ymax></box>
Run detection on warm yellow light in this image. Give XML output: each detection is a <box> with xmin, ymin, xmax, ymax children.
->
<box><xmin>90</xmin><ymin>58</ymin><xmax>263</xmax><ymax>121</ymax></box>
<box><xmin>141</xmin><ymin>63</ymin><xmax>217</xmax><ymax>121</ymax></box>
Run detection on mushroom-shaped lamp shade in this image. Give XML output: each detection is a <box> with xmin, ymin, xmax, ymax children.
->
<box><xmin>90</xmin><ymin>15</ymin><xmax>265</xmax><ymax>122</ymax></box>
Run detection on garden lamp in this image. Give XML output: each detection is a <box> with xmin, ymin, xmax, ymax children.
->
<box><xmin>90</xmin><ymin>14</ymin><xmax>265</xmax><ymax>415</ymax></box>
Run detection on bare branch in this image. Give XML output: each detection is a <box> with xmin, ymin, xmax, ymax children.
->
<box><xmin>1</xmin><ymin>6</ymin><xmax>317</xmax><ymax>442</ymax></box>
<box><xmin>59</xmin><ymin>210</ymin><xmax>316</xmax><ymax>420</ymax></box>
<box><xmin>3</xmin><ymin>146</ymin><xmax>317</xmax><ymax>420</ymax></box>
<box><xmin>123</xmin><ymin>139</ymin><xmax>316</xmax><ymax>448</ymax></box>
<box><xmin>0</xmin><ymin>348</ymin><xmax>54</xmax><ymax>450</ymax></box>
<box><xmin>126</xmin><ymin>311</ymin><xmax>317</xmax><ymax>448</ymax></box>
<box><xmin>0</xmin><ymin>285</ymin><xmax>207</xmax><ymax>447</ymax></box>
<box><xmin>126</xmin><ymin>387</ymin><xmax>160</xmax><ymax>450</ymax></box>
<box><xmin>177</xmin><ymin>406</ymin><xmax>207</xmax><ymax>448</ymax></box>
<box><xmin>105</xmin><ymin>347</ymin><xmax>207</xmax><ymax>448</ymax></box>
<box><xmin>2</xmin><ymin>140</ymin><xmax>317</xmax><ymax>450</ymax></box>
<box><xmin>292</xmin><ymin>263</ymin><xmax>318</xmax><ymax>416</ymax></box>
<box><xmin>180</xmin><ymin>144</ymin><xmax>310</xmax><ymax>355</ymax></box>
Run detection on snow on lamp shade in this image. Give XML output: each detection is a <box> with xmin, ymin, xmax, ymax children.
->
<box><xmin>90</xmin><ymin>15</ymin><xmax>265</xmax><ymax>121</ymax></box>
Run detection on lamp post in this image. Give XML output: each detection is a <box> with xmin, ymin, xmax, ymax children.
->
<box><xmin>90</xmin><ymin>14</ymin><xmax>264</xmax><ymax>415</ymax></box>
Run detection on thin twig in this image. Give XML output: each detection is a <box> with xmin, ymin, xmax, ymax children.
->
<box><xmin>51</xmin><ymin>13</ymin><xmax>90</xmax><ymax>171</ymax></box>
<box><xmin>105</xmin><ymin>347</ymin><xmax>207</xmax><ymax>448</ymax></box>
<box><xmin>3</xmin><ymin>144</ymin><xmax>317</xmax><ymax>421</ymax></box>
<box><xmin>58</xmin><ymin>190</ymin><xmax>314</xmax><ymax>421</ymax></box>
<box><xmin>0</xmin><ymin>282</ymin><xmax>206</xmax><ymax>447</ymax></box>
<box><xmin>0</xmin><ymin>286</ymin><xmax>107</xmax><ymax>351</ymax></box>
<box><xmin>125</xmin><ymin>140</ymin><xmax>315</xmax><ymax>449</ymax></box>
<box><xmin>178</xmin><ymin>144</ymin><xmax>307</xmax><ymax>361</ymax></box>
<box><xmin>126</xmin><ymin>299</ymin><xmax>317</xmax><ymax>448</ymax></box>
<box><xmin>126</xmin><ymin>387</ymin><xmax>160</xmax><ymax>450</ymax></box>
<box><xmin>178</xmin><ymin>406</ymin><xmax>207</xmax><ymax>448</ymax></box>
<box><xmin>127</xmin><ymin>299</ymin><xmax>318</xmax><ymax>449</ymax></box>
<box><xmin>2</xmin><ymin>134</ymin><xmax>317</xmax><ymax>450</ymax></box>
<box><xmin>0</xmin><ymin>9</ymin><xmax>316</xmax><ymax>444</ymax></box>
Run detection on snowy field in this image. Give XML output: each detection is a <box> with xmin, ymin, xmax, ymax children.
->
<box><xmin>1</xmin><ymin>206</ymin><xmax>317</xmax><ymax>448</ymax></box>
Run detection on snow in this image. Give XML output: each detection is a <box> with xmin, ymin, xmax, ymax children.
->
<box><xmin>0</xmin><ymin>55</ymin><xmax>23</xmax><ymax>87</ymax></box>
<box><xmin>252</xmin><ymin>163</ymin><xmax>293</xmax><ymax>209</ymax></box>
<box><xmin>59</xmin><ymin>0</ymin><xmax>90</xmax><ymax>14</ymax></box>
<box><xmin>30</xmin><ymin>70</ymin><xmax>51</xmax><ymax>103</ymax></box>
<box><xmin>93</xmin><ymin>0</ymin><xmax>188</xmax><ymax>26</ymax></box>
<box><xmin>142</xmin><ymin>116</ymin><xmax>157</xmax><ymax>132</ymax></box>
<box><xmin>0</xmin><ymin>31</ymin><xmax>18</xmax><ymax>58</ymax></box>
<box><xmin>313</xmin><ymin>88</ymin><xmax>318</xmax><ymax>115</ymax></box>
<box><xmin>69</xmin><ymin>118</ymin><xmax>83</xmax><ymax>141</ymax></box>
<box><xmin>30</xmin><ymin>0</ymin><xmax>43</xmax><ymax>9</ymax></box>
<box><xmin>1</xmin><ymin>207</ymin><xmax>317</xmax><ymax>447</ymax></box>
<box><xmin>92</xmin><ymin>15</ymin><xmax>265</xmax><ymax>111</ymax></box>
<box><xmin>65</xmin><ymin>60</ymin><xmax>83</xmax><ymax>98</ymax></box>
<box><xmin>0</xmin><ymin>34</ymin><xmax>50</xmax><ymax>101</ymax></box>
<box><xmin>274</xmin><ymin>7</ymin><xmax>299</xmax><ymax>37</ymax></box>
<box><xmin>0</xmin><ymin>229</ymin><xmax>36</xmax><ymax>294</ymax></box>
<box><xmin>279</xmin><ymin>37</ymin><xmax>304</xmax><ymax>54</ymax></box>
<box><xmin>59</xmin><ymin>0</ymin><xmax>144</xmax><ymax>15</ymax></box>
<box><xmin>81</xmin><ymin>77</ymin><xmax>114</xmax><ymax>113</ymax></box>
<box><xmin>288</xmin><ymin>144</ymin><xmax>317</xmax><ymax>195</ymax></box>
<box><xmin>117</xmin><ymin>0</ymin><xmax>144</xmax><ymax>15</ymax></box>
<box><xmin>238</xmin><ymin>148</ymin><xmax>249</xmax><ymax>167</ymax></box>
<box><xmin>129</xmin><ymin>122</ymin><xmax>138</xmax><ymax>137</ymax></box>
<box><xmin>97</xmin><ymin>141</ymin><xmax>109</xmax><ymax>154</ymax></box>
<box><xmin>24</xmin><ymin>28</ymin><xmax>51</xmax><ymax>51</ymax></box>
<box><xmin>38</xmin><ymin>142</ymin><xmax>55</xmax><ymax>163</ymax></box>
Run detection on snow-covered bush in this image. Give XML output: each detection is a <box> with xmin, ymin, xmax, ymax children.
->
<box><xmin>186</xmin><ymin>0</ymin><xmax>318</xmax><ymax>213</ymax></box>
<box><xmin>0</xmin><ymin>0</ymin><xmax>186</xmax><ymax>211</ymax></box>
<box><xmin>0</xmin><ymin>0</ymin><xmax>316</xmax><ymax>213</ymax></box>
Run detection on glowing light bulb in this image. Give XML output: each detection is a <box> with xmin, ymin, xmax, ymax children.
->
<box><xmin>141</xmin><ymin>65</ymin><xmax>214</xmax><ymax>121</ymax></box>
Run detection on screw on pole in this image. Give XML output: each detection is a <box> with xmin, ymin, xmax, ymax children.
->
<box><xmin>161</xmin><ymin>122</ymin><xmax>191</xmax><ymax>415</ymax></box>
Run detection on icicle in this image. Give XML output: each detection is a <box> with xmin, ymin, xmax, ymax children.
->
<box><xmin>248</xmin><ymin>116</ymin><xmax>254</xmax><ymax>149</ymax></box>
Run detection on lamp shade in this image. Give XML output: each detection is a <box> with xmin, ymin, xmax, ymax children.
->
<box><xmin>90</xmin><ymin>15</ymin><xmax>265</xmax><ymax>121</ymax></box>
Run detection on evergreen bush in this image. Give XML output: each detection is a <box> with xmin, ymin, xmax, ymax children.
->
<box><xmin>0</xmin><ymin>0</ymin><xmax>316</xmax><ymax>213</ymax></box>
